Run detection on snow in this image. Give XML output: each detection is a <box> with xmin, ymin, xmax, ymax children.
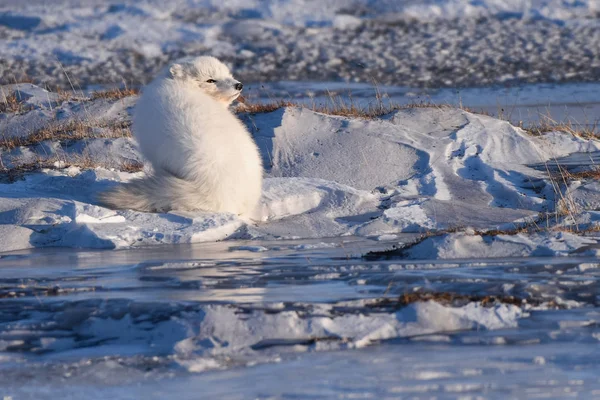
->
<box><xmin>2</xmin><ymin>83</ymin><xmax>600</xmax><ymax>257</ymax></box>
<box><xmin>2</xmin><ymin>0</ymin><xmax>600</xmax><ymax>88</ymax></box>
<box><xmin>402</xmin><ymin>231</ymin><xmax>600</xmax><ymax>259</ymax></box>
<box><xmin>399</xmin><ymin>0</ymin><xmax>599</xmax><ymax>21</ymax></box>
<box><xmin>1</xmin><ymin>2</ymin><xmax>600</xmax><ymax>394</ymax></box>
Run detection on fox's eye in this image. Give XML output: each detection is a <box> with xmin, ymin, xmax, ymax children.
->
<box><xmin>206</xmin><ymin>79</ymin><xmax>216</xmax><ymax>83</ymax></box>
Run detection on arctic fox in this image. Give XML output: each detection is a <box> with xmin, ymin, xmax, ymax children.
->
<box><xmin>98</xmin><ymin>56</ymin><xmax>263</xmax><ymax>217</ymax></box>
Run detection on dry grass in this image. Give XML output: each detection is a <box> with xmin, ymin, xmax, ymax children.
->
<box><xmin>363</xmin><ymin>291</ymin><xmax>571</xmax><ymax>310</ymax></box>
<box><xmin>0</xmin><ymin>91</ymin><xmax>29</xmax><ymax>114</ymax></box>
<box><xmin>459</xmin><ymin>106</ymin><xmax>494</xmax><ymax>117</ymax></box>
<box><xmin>551</xmin><ymin>168</ymin><xmax>600</xmax><ymax>181</ymax></box>
<box><xmin>539</xmin><ymin>161</ymin><xmax>582</xmax><ymax>222</ymax></box>
<box><xmin>2</xmin><ymin>85</ymin><xmax>138</xmax><ymax>106</ymax></box>
<box><xmin>465</xmin><ymin>211</ymin><xmax>600</xmax><ymax>236</ymax></box>
<box><xmin>53</xmin><ymin>86</ymin><xmax>86</xmax><ymax>103</ymax></box>
<box><xmin>239</xmin><ymin>97</ymin><xmax>458</xmax><ymax>119</ymax></box>
<box><xmin>0</xmin><ymin>284</ymin><xmax>63</xmax><ymax>299</ymax></box>
<box><xmin>525</xmin><ymin>117</ymin><xmax>599</xmax><ymax>139</ymax></box>
<box><xmin>90</xmin><ymin>87</ymin><xmax>139</xmax><ymax>101</ymax></box>
<box><xmin>238</xmin><ymin>99</ymin><xmax>296</xmax><ymax>114</ymax></box>
<box><xmin>118</xmin><ymin>160</ymin><xmax>144</xmax><ymax>172</ymax></box>
<box><xmin>0</xmin><ymin>119</ymin><xmax>132</xmax><ymax>150</ymax></box>
<box><xmin>475</xmin><ymin>222</ymin><xmax>600</xmax><ymax>236</ymax></box>
<box><xmin>365</xmin><ymin>292</ymin><xmax>526</xmax><ymax>309</ymax></box>
<box><xmin>0</xmin><ymin>154</ymin><xmax>143</xmax><ymax>182</ymax></box>
<box><xmin>544</xmin><ymin>163</ymin><xmax>600</xmax><ymax>217</ymax></box>
<box><xmin>237</xmin><ymin>91</ymin><xmax>506</xmax><ymax>121</ymax></box>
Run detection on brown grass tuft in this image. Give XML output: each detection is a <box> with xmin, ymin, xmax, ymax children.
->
<box><xmin>119</xmin><ymin>160</ymin><xmax>144</xmax><ymax>173</ymax></box>
<box><xmin>0</xmin><ymin>91</ymin><xmax>29</xmax><ymax>114</ymax></box>
<box><xmin>53</xmin><ymin>87</ymin><xmax>83</xmax><ymax>103</ymax></box>
<box><xmin>90</xmin><ymin>87</ymin><xmax>139</xmax><ymax>101</ymax></box>
<box><xmin>363</xmin><ymin>291</ymin><xmax>527</xmax><ymax>309</ymax></box>
<box><xmin>551</xmin><ymin>168</ymin><xmax>600</xmax><ymax>181</ymax></box>
<box><xmin>459</xmin><ymin>106</ymin><xmax>493</xmax><ymax>117</ymax></box>
<box><xmin>525</xmin><ymin>118</ymin><xmax>599</xmax><ymax>140</ymax></box>
<box><xmin>0</xmin><ymin>120</ymin><xmax>132</xmax><ymax>150</ymax></box>
<box><xmin>238</xmin><ymin>100</ymin><xmax>296</xmax><ymax>114</ymax></box>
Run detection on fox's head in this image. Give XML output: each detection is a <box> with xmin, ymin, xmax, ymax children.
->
<box><xmin>168</xmin><ymin>56</ymin><xmax>243</xmax><ymax>105</ymax></box>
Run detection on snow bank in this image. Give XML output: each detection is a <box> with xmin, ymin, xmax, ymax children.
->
<box><xmin>402</xmin><ymin>231</ymin><xmax>600</xmax><ymax>260</ymax></box>
<box><xmin>1</xmin><ymin>84</ymin><xmax>600</xmax><ymax>253</ymax></box>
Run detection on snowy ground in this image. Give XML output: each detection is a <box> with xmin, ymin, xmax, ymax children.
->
<box><xmin>2</xmin><ymin>1</ymin><xmax>600</xmax><ymax>398</ymax></box>
<box><xmin>1</xmin><ymin>0</ymin><xmax>600</xmax><ymax>88</ymax></box>
<box><xmin>3</xmin><ymin>83</ymin><xmax>600</xmax><ymax>254</ymax></box>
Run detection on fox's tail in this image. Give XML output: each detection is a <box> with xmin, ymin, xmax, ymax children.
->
<box><xmin>97</xmin><ymin>173</ymin><xmax>208</xmax><ymax>213</ymax></box>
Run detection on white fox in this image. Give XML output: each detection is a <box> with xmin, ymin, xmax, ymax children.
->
<box><xmin>99</xmin><ymin>56</ymin><xmax>263</xmax><ymax>218</ymax></box>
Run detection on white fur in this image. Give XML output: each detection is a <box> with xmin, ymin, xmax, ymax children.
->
<box><xmin>99</xmin><ymin>56</ymin><xmax>263</xmax><ymax>217</ymax></box>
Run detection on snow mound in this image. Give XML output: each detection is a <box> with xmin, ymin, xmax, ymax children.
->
<box><xmin>1</xmin><ymin>86</ymin><xmax>600</xmax><ymax>252</ymax></box>
<box><xmin>0</xmin><ymin>84</ymin><xmax>135</xmax><ymax>141</ymax></box>
<box><xmin>401</xmin><ymin>231</ymin><xmax>599</xmax><ymax>260</ymax></box>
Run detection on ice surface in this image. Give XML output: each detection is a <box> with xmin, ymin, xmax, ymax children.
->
<box><xmin>1</xmin><ymin>243</ymin><xmax>600</xmax><ymax>399</ymax></box>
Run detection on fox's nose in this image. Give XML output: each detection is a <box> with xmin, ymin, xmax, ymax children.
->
<box><xmin>234</xmin><ymin>83</ymin><xmax>243</xmax><ymax>91</ymax></box>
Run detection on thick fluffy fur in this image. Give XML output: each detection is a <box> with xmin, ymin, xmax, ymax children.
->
<box><xmin>98</xmin><ymin>56</ymin><xmax>263</xmax><ymax>217</ymax></box>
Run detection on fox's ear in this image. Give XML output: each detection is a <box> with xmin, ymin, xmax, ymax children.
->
<box><xmin>169</xmin><ymin>63</ymin><xmax>184</xmax><ymax>79</ymax></box>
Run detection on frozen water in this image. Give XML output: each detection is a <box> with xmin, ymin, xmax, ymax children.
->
<box><xmin>1</xmin><ymin>242</ymin><xmax>600</xmax><ymax>399</ymax></box>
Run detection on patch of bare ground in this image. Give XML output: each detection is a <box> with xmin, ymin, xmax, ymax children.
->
<box><xmin>0</xmin><ymin>120</ymin><xmax>132</xmax><ymax>150</ymax></box>
<box><xmin>471</xmin><ymin>222</ymin><xmax>600</xmax><ymax>236</ymax></box>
